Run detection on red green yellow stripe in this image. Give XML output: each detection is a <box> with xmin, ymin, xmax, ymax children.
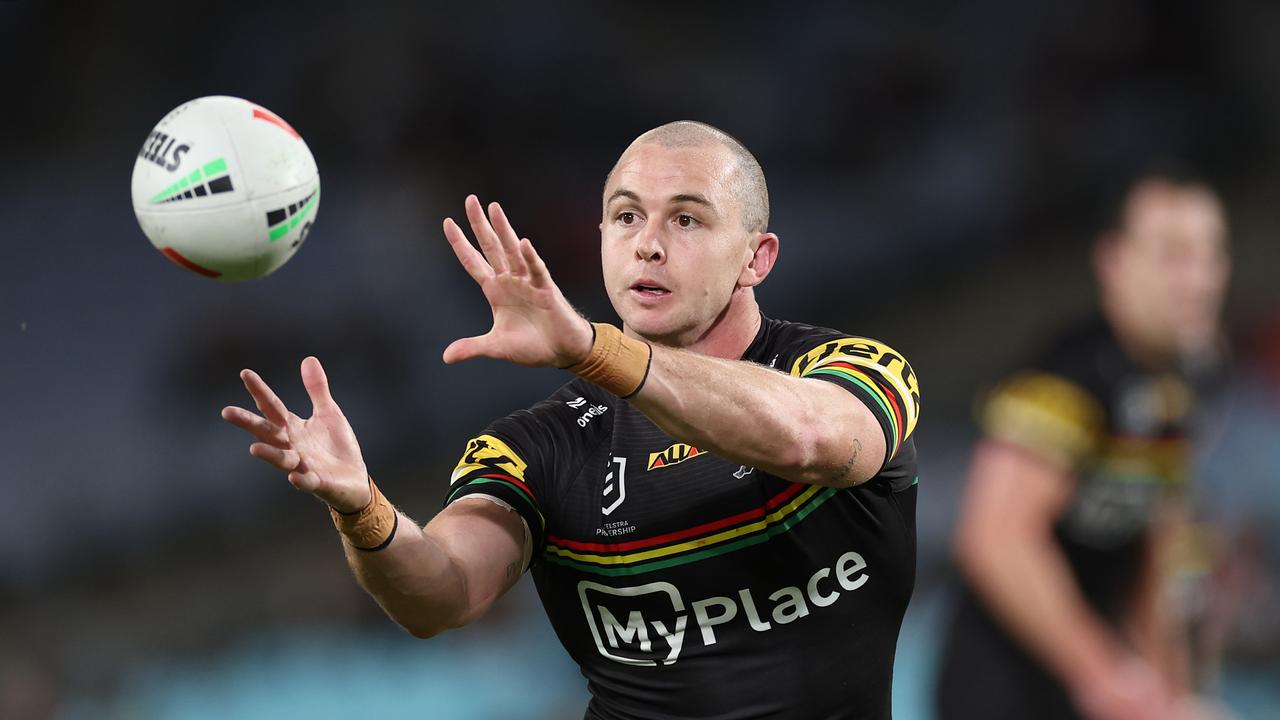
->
<box><xmin>548</xmin><ymin>484</ymin><xmax>823</xmax><ymax>565</ymax></box>
<box><xmin>544</xmin><ymin>486</ymin><xmax>839</xmax><ymax>576</ymax></box>
<box><xmin>824</xmin><ymin>361</ymin><xmax>905</xmax><ymax>443</ymax></box>
<box><xmin>448</xmin><ymin>473</ymin><xmax>545</xmax><ymax>530</ymax></box>
<box><xmin>806</xmin><ymin>363</ymin><xmax>902</xmax><ymax>455</ymax></box>
<box><xmin>548</xmin><ymin>481</ymin><xmax>809</xmax><ymax>553</ymax></box>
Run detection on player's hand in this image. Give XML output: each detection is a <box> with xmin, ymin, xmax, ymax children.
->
<box><xmin>1072</xmin><ymin>655</ymin><xmax>1178</xmax><ymax>720</ymax></box>
<box><xmin>220</xmin><ymin>356</ymin><xmax>371</xmax><ymax>513</ymax></box>
<box><xmin>442</xmin><ymin>194</ymin><xmax>593</xmax><ymax>368</ymax></box>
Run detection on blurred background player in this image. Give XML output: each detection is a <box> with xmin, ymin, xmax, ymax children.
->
<box><xmin>934</xmin><ymin>168</ymin><xmax>1231</xmax><ymax>720</ymax></box>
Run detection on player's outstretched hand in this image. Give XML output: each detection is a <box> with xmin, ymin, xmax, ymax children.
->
<box><xmin>221</xmin><ymin>356</ymin><xmax>371</xmax><ymax>513</ymax></box>
<box><xmin>442</xmin><ymin>194</ymin><xmax>593</xmax><ymax>368</ymax></box>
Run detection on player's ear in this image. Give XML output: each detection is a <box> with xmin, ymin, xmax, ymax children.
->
<box><xmin>738</xmin><ymin>232</ymin><xmax>779</xmax><ymax>288</ymax></box>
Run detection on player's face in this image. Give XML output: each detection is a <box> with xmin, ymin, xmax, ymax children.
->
<box><xmin>600</xmin><ymin>143</ymin><xmax>756</xmax><ymax>345</ymax></box>
<box><xmin>1109</xmin><ymin>183</ymin><xmax>1230</xmax><ymax>356</ymax></box>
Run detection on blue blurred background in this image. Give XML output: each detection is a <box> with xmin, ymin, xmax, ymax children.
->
<box><xmin>1</xmin><ymin>1</ymin><xmax>1278</xmax><ymax>718</ymax></box>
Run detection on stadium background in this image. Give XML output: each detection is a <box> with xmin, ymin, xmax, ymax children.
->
<box><xmin>2</xmin><ymin>1</ymin><xmax>1278</xmax><ymax>718</ymax></box>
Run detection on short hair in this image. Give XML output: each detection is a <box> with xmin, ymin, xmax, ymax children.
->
<box><xmin>609</xmin><ymin>121</ymin><xmax>770</xmax><ymax>233</ymax></box>
<box><xmin>1096</xmin><ymin>159</ymin><xmax>1218</xmax><ymax>235</ymax></box>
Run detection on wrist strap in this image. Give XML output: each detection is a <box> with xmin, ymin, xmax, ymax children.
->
<box><xmin>330</xmin><ymin>477</ymin><xmax>398</xmax><ymax>552</ymax></box>
<box><xmin>567</xmin><ymin>322</ymin><xmax>652</xmax><ymax>398</ymax></box>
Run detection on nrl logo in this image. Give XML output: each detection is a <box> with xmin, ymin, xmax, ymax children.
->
<box><xmin>648</xmin><ymin>443</ymin><xmax>703</xmax><ymax>471</ymax></box>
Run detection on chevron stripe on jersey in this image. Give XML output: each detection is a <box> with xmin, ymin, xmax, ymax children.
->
<box><xmin>544</xmin><ymin>483</ymin><xmax>839</xmax><ymax>576</ymax></box>
<box><xmin>790</xmin><ymin>337</ymin><xmax>920</xmax><ymax>460</ymax></box>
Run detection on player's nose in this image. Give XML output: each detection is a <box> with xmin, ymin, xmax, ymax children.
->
<box><xmin>635</xmin><ymin>225</ymin><xmax>664</xmax><ymax>262</ymax></box>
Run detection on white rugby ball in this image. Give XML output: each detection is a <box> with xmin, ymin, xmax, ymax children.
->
<box><xmin>130</xmin><ymin>95</ymin><xmax>320</xmax><ymax>282</ymax></box>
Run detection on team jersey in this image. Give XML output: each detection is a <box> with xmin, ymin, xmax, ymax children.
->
<box><xmin>937</xmin><ymin>315</ymin><xmax>1198</xmax><ymax>718</ymax></box>
<box><xmin>445</xmin><ymin>315</ymin><xmax>921</xmax><ymax>720</ymax></box>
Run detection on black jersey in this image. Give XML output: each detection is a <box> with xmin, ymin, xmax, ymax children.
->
<box><xmin>446</xmin><ymin>316</ymin><xmax>921</xmax><ymax>720</ymax></box>
<box><xmin>937</xmin><ymin>315</ymin><xmax>1197</xmax><ymax>719</ymax></box>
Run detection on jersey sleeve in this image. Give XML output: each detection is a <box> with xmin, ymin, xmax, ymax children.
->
<box><xmin>979</xmin><ymin>371</ymin><xmax>1106</xmax><ymax>471</ymax></box>
<box><xmin>444</xmin><ymin>411</ymin><xmax>557</xmax><ymax>569</ymax></box>
<box><xmin>787</xmin><ymin>334</ymin><xmax>922</xmax><ymax>470</ymax></box>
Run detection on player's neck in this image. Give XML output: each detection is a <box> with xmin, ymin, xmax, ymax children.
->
<box><xmin>683</xmin><ymin>290</ymin><xmax>763</xmax><ymax>359</ymax></box>
<box><xmin>624</xmin><ymin>289</ymin><xmax>762</xmax><ymax>360</ymax></box>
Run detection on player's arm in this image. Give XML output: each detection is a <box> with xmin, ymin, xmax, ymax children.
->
<box><xmin>953</xmin><ymin>439</ymin><xmax>1175</xmax><ymax>720</ymax></box>
<box><xmin>339</xmin><ymin>497</ymin><xmax>527</xmax><ymax>638</ymax></box>
<box><xmin>1126</xmin><ymin>498</ymin><xmax>1194</xmax><ymax>695</ymax></box>
<box><xmin>438</xmin><ymin>195</ymin><xmax>909</xmax><ymax>487</ymax></box>
<box><xmin>626</xmin><ymin>345</ymin><xmax>892</xmax><ymax>486</ymax></box>
<box><xmin>221</xmin><ymin>357</ymin><xmax>525</xmax><ymax>638</ymax></box>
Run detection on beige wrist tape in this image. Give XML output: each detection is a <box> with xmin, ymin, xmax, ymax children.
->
<box><xmin>330</xmin><ymin>477</ymin><xmax>399</xmax><ymax>552</ymax></box>
<box><xmin>568</xmin><ymin>323</ymin><xmax>653</xmax><ymax>398</ymax></box>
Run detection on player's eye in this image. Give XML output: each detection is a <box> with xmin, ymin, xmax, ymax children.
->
<box><xmin>675</xmin><ymin>214</ymin><xmax>700</xmax><ymax>229</ymax></box>
<box><xmin>617</xmin><ymin>211</ymin><xmax>638</xmax><ymax>225</ymax></box>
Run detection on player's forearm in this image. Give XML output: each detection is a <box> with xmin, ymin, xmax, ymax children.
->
<box><xmin>1127</xmin><ymin>513</ymin><xmax>1193</xmax><ymax>693</ymax></box>
<box><xmin>341</xmin><ymin>512</ymin><xmax>470</xmax><ymax>639</ymax></box>
<box><xmin>956</xmin><ymin>523</ymin><xmax>1128</xmax><ymax>694</ymax></box>
<box><xmin>629</xmin><ymin>345</ymin><xmax>882</xmax><ymax>486</ymax></box>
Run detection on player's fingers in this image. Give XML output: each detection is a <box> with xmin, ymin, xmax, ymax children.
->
<box><xmin>464</xmin><ymin>195</ymin><xmax>507</xmax><ymax>274</ymax></box>
<box><xmin>249</xmin><ymin>442</ymin><xmax>301</xmax><ymax>471</ymax></box>
<box><xmin>300</xmin><ymin>356</ymin><xmax>337</xmax><ymax>413</ymax></box>
<box><xmin>240</xmin><ymin>369</ymin><xmax>292</xmax><ymax>427</ymax></box>
<box><xmin>521</xmin><ymin>238</ymin><xmax>551</xmax><ymax>288</ymax></box>
<box><xmin>442</xmin><ymin>334</ymin><xmax>498</xmax><ymax>365</ymax></box>
<box><xmin>287</xmin><ymin>470</ymin><xmax>322</xmax><ymax>494</ymax></box>
<box><xmin>221</xmin><ymin>406</ymin><xmax>290</xmax><ymax>447</ymax></box>
<box><xmin>487</xmin><ymin>202</ymin><xmax>528</xmax><ymax>276</ymax></box>
<box><xmin>444</xmin><ymin>217</ymin><xmax>494</xmax><ymax>284</ymax></box>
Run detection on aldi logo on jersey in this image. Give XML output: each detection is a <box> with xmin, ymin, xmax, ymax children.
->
<box><xmin>647</xmin><ymin>443</ymin><xmax>703</xmax><ymax>471</ymax></box>
<box><xmin>577</xmin><ymin>550</ymin><xmax>872</xmax><ymax>666</ymax></box>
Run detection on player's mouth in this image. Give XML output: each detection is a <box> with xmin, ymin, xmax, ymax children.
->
<box><xmin>629</xmin><ymin>279</ymin><xmax>671</xmax><ymax>300</ymax></box>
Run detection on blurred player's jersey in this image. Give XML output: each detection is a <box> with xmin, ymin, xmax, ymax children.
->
<box><xmin>937</xmin><ymin>315</ymin><xmax>1198</xmax><ymax>718</ymax></box>
<box><xmin>446</xmin><ymin>316</ymin><xmax>920</xmax><ymax>720</ymax></box>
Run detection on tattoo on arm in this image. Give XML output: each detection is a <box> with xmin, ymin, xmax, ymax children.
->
<box><xmin>504</xmin><ymin>561</ymin><xmax>520</xmax><ymax>580</ymax></box>
<box><xmin>835</xmin><ymin>438</ymin><xmax>863</xmax><ymax>485</ymax></box>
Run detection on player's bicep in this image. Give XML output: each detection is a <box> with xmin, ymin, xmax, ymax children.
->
<box><xmin>425</xmin><ymin>497</ymin><xmax>530</xmax><ymax>624</ymax></box>
<box><xmin>801</xmin><ymin>378</ymin><xmax>888</xmax><ymax>485</ymax></box>
<box><xmin>789</xmin><ymin>335</ymin><xmax>922</xmax><ymax>474</ymax></box>
<box><xmin>955</xmin><ymin>439</ymin><xmax>1075</xmax><ymax>552</ymax></box>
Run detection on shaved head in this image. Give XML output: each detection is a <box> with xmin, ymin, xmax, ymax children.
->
<box><xmin>609</xmin><ymin>121</ymin><xmax>770</xmax><ymax>233</ymax></box>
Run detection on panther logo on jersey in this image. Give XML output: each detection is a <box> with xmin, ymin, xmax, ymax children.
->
<box><xmin>449</xmin><ymin>434</ymin><xmax>528</xmax><ymax>485</ymax></box>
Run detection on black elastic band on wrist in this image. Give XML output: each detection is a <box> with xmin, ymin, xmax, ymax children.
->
<box><xmin>620</xmin><ymin>347</ymin><xmax>653</xmax><ymax>400</ymax></box>
<box><xmin>353</xmin><ymin>511</ymin><xmax>399</xmax><ymax>553</ymax></box>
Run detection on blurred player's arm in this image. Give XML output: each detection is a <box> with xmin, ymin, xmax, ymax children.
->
<box><xmin>221</xmin><ymin>357</ymin><xmax>525</xmax><ymax>639</ymax></box>
<box><xmin>954</xmin><ymin>439</ymin><xmax>1174</xmax><ymax>720</ymax></box>
<box><xmin>1126</xmin><ymin>499</ymin><xmax>1194</xmax><ymax>695</ymax></box>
